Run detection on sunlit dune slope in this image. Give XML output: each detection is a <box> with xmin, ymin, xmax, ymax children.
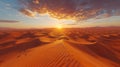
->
<box><xmin>0</xmin><ymin>27</ymin><xmax>120</xmax><ymax>67</ymax></box>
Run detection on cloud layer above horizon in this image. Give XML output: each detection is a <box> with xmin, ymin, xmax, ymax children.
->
<box><xmin>0</xmin><ymin>20</ymin><xmax>20</xmax><ymax>23</ymax></box>
<box><xmin>18</xmin><ymin>0</ymin><xmax>120</xmax><ymax>21</ymax></box>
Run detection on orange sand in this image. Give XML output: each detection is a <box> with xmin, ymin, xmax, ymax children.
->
<box><xmin>0</xmin><ymin>27</ymin><xmax>120</xmax><ymax>67</ymax></box>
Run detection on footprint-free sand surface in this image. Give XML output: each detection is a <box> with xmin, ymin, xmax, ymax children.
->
<box><xmin>0</xmin><ymin>27</ymin><xmax>120</xmax><ymax>67</ymax></box>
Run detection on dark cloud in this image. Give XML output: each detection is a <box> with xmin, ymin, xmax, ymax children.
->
<box><xmin>0</xmin><ymin>20</ymin><xmax>20</xmax><ymax>23</ymax></box>
<box><xmin>18</xmin><ymin>0</ymin><xmax>120</xmax><ymax>21</ymax></box>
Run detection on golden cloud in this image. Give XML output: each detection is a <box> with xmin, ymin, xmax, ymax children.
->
<box><xmin>18</xmin><ymin>0</ymin><xmax>120</xmax><ymax>21</ymax></box>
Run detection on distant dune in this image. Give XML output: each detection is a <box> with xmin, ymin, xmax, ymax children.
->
<box><xmin>0</xmin><ymin>27</ymin><xmax>120</xmax><ymax>67</ymax></box>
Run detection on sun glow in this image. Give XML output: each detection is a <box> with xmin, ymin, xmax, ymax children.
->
<box><xmin>56</xmin><ymin>25</ymin><xmax>63</xmax><ymax>29</ymax></box>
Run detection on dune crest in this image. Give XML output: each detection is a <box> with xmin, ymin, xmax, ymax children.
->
<box><xmin>0</xmin><ymin>28</ymin><xmax>120</xmax><ymax>67</ymax></box>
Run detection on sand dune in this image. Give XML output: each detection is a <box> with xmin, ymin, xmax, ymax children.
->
<box><xmin>0</xmin><ymin>27</ymin><xmax>120</xmax><ymax>67</ymax></box>
<box><xmin>0</xmin><ymin>40</ymin><xmax>80</xmax><ymax>67</ymax></box>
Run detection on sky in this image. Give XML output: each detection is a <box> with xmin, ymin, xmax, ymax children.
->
<box><xmin>0</xmin><ymin>0</ymin><xmax>120</xmax><ymax>29</ymax></box>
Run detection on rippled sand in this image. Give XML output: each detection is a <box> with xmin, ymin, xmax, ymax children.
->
<box><xmin>0</xmin><ymin>27</ymin><xmax>120</xmax><ymax>67</ymax></box>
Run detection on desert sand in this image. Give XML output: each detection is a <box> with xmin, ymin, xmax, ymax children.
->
<box><xmin>0</xmin><ymin>27</ymin><xmax>120</xmax><ymax>67</ymax></box>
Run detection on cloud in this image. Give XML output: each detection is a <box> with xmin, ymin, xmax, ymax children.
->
<box><xmin>0</xmin><ymin>20</ymin><xmax>20</xmax><ymax>23</ymax></box>
<box><xmin>20</xmin><ymin>9</ymin><xmax>36</xmax><ymax>17</ymax></box>
<box><xmin>18</xmin><ymin>0</ymin><xmax>120</xmax><ymax>21</ymax></box>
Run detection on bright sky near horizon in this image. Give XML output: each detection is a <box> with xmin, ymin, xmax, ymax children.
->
<box><xmin>0</xmin><ymin>0</ymin><xmax>120</xmax><ymax>29</ymax></box>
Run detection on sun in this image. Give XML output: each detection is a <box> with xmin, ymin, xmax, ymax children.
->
<box><xmin>56</xmin><ymin>25</ymin><xmax>63</xmax><ymax>29</ymax></box>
